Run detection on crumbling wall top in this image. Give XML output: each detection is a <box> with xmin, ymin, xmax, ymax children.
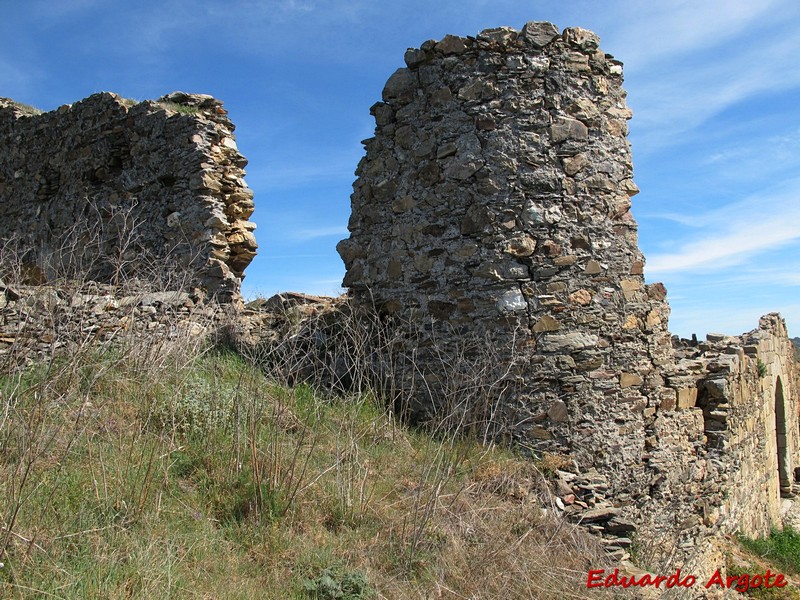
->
<box><xmin>0</xmin><ymin>90</ymin><xmax>257</xmax><ymax>302</ymax></box>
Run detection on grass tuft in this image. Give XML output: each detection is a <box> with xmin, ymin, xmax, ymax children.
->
<box><xmin>739</xmin><ymin>527</ymin><xmax>800</xmax><ymax>575</ymax></box>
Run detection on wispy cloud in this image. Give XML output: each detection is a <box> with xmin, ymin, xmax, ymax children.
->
<box><xmin>191</xmin><ymin>0</ymin><xmax>382</xmax><ymax>62</ymax></box>
<box><xmin>609</xmin><ymin>0</ymin><xmax>781</xmax><ymax>70</ymax></box>
<box><xmin>629</xmin><ymin>35</ymin><xmax>800</xmax><ymax>149</ymax></box>
<box><xmin>290</xmin><ymin>226</ymin><xmax>349</xmax><ymax>241</ymax></box>
<box><xmin>646</xmin><ymin>179</ymin><xmax>800</xmax><ymax>275</ymax></box>
<box><xmin>247</xmin><ymin>155</ymin><xmax>360</xmax><ymax>190</ymax></box>
<box><xmin>610</xmin><ymin>0</ymin><xmax>800</xmax><ymax>151</ymax></box>
<box><xmin>699</xmin><ymin>127</ymin><xmax>800</xmax><ymax>180</ymax></box>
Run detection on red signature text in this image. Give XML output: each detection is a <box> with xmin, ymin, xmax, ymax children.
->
<box><xmin>586</xmin><ymin>567</ymin><xmax>787</xmax><ymax>593</ymax></box>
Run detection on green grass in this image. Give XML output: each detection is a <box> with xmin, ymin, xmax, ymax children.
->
<box><xmin>7</xmin><ymin>101</ymin><xmax>43</xmax><ymax>116</ymax></box>
<box><xmin>739</xmin><ymin>527</ymin><xmax>800</xmax><ymax>575</ymax></box>
<box><xmin>155</xmin><ymin>101</ymin><xmax>200</xmax><ymax>116</ymax></box>
<box><xmin>725</xmin><ymin>563</ymin><xmax>800</xmax><ymax>599</ymax></box>
<box><xmin>0</xmin><ymin>332</ymin><xmax>619</xmax><ymax>599</ymax></box>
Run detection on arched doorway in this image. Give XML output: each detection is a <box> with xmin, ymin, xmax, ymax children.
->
<box><xmin>775</xmin><ymin>377</ymin><xmax>792</xmax><ymax>496</ymax></box>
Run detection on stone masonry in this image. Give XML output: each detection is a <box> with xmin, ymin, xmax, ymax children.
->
<box><xmin>0</xmin><ymin>91</ymin><xmax>257</xmax><ymax>302</ymax></box>
<box><xmin>1</xmin><ymin>23</ymin><xmax>799</xmax><ymax>592</ymax></box>
<box><xmin>339</xmin><ymin>21</ymin><xmax>800</xmax><ymax>583</ymax></box>
<box><xmin>339</xmin><ymin>20</ymin><xmax>675</xmax><ymax>503</ymax></box>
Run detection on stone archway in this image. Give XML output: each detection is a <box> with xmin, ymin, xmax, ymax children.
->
<box><xmin>776</xmin><ymin>376</ymin><xmax>791</xmax><ymax>496</ymax></box>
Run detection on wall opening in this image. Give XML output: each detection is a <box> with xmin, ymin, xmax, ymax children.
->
<box><xmin>775</xmin><ymin>376</ymin><xmax>791</xmax><ymax>496</ymax></box>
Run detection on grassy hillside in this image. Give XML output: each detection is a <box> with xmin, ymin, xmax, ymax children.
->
<box><xmin>0</xmin><ymin>327</ymin><xmax>620</xmax><ymax>599</ymax></box>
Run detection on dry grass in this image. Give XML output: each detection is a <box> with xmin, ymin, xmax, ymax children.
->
<box><xmin>0</xmin><ymin>303</ymin><xmax>625</xmax><ymax>599</ymax></box>
<box><xmin>0</xmin><ymin>217</ymin><xmax>624</xmax><ymax>598</ymax></box>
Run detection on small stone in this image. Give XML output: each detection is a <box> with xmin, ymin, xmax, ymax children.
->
<box><xmin>540</xmin><ymin>333</ymin><xmax>599</xmax><ymax>353</ymax></box>
<box><xmin>550</xmin><ymin>118</ymin><xmax>588</xmax><ymax>142</ymax></box>
<box><xmin>534</xmin><ymin>315</ymin><xmax>561</xmax><ymax>333</ymax></box>
<box><xmin>646</xmin><ymin>310</ymin><xmax>661</xmax><ymax>328</ymax></box>
<box><xmin>567</xmin><ymin>98</ymin><xmax>601</xmax><ymax>126</ymax></box>
<box><xmin>574</xmin><ymin>506</ymin><xmax>620</xmax><ymax>523</ymax></box>
<box><xmin>436</xmin><ymin>34</ymin><xmax>468</xmax><ymax>55</ymax></box>
<box><xmin>584</xmin><ymin>260</ymin><xmax>602</xmax><ymax>275</ymax></box>
<box><xmin>646</xmin><ymin>283</ymin><xmax>668</xmax><ymax>301</ymax></box>
<box><xmin>530</xmin><ymin>426</ymin><xmax>553</xmax><ymax>440</ymax></box>
<box><xmin>436</xmin><ymin>142</ymin><xmax>457</xmax><ymax>159</ymax></box>
<box><xmin>445</xmin><ymin>159</ymin><xmax>484</xmax><ymax>180</ymax></box>
<box><xmin>404</xmin><ymin>47</ymin><xmax>428</xmax><ymax>68</ymax></box>
<box><xmin>477</xmin><ymin>26</ymin><xmax>518</xmax><ymax>45</ymax></box>
<box><xmin>622</xmin><ymin>315</ymin><xmax>641</xmax><ymax>330</ymax></box>
<box><xmin>475</xmin><ymin>115</ymin><xmax>496</xmax><ymax>130</ymax></box>
<box><xmin>676</xmin><ymin>387</ymin><xmax>698</xmax><ymax>410</ymax></box>
<box><xmin>621</xmin><ymin>179</ymin><xmax>640</xmax><ymax>197</ymax></box>
<box><xmin>620</xmin><ymin>373</ymin><xmax>643</xmax><ymax>388</ymax></box>
<box><xmin>382</xmin><ymin>68</ymin><xmax>416</xmax><ymax>103</ymax></box>
<box><xmin>563</xmin><ymin>27</ymin><xmax>600</xmax><ymax>51</ymax></box>
<box><xmin>496</xmin><ymin>289</ymin><xmax>526</xmax><ymax>313</ymax></box>
<box><xmin>562</xmin><ymin>154</ymin><xmax>588</xmax><ymax>176</ymax></box>
<box><xmin>605</xmin><ymin>517</ymin><xmax>636</xmax><ymax>534</ymax></box>
<box><xmin>620</xmin><ymin>279</ymin><xmax>640</xmax><ymax>300</ymax></box>
<box><xmin>521</xmin><ymin>21</ymin><xmax>560</xmax><ymax>47</ymax></box>
<box><xmin>554</xmin><ymin>255</ymin><xmax>577</xmax><ymax>267</ymax></box>
<box><xmin>387</xmin><ymin>260</ymin><xmax>403</xmax><ymax>279</ymax></box>
<box><xmin>547</xmin><ymin>400</ymin><xmax>569</xmax><ymax>422</ymax></box>
<box><xmin>505</xmin><ymin>236</ymin><xmax>537</xmax><ymax>257</ymax></box>
<box><xmin>569</xmin><ymin>289</ymin><xmax>593</xmax><ymax>306</ymax></box>
<box><xmin>204</xmin><ymin>211</ymin><xmax>228</xmax><ymax>229</ymax></box>
<box><xmin>391</xmin><ymin>195</ymin><xmax>415</xmax><ymax>213</ymax></box>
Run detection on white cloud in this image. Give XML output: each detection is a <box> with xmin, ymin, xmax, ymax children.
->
<box><xmin>610</xmin><ymin>0</ymin><xmax>781</xmax><ymax>71</ymax></box>
<box><xmin>645</xmin><ymin>179</ymin><xmax>800</xmax><ymax>275</ymax></box>
<box><xmin>247</xmin><ymin>155</ymin><xmax>360</xmax><ymax>190</ymax></box>
<box><xmin>290</xmin><ymin>226</ymin><xmax>349</xmax><ymax>241</ymax></box>
<box><xmin>605</xmin><ymin>0</ymin><xmax>800</xmax><ymax>153</ymax></box>
<box><xmin>628</xmin><ymin>34</ymin><xmax>800</xmax><ymax>149</ymax></box>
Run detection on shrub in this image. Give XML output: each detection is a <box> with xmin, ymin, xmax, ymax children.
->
<box><xmin>757</xmin><ymin>359</ymin><xmax>768</xmax><ymax>378</ymax></box>
<box><xmin>302</xmin><ymin>566</ymin><xmax>373</xmax><ymax>600</ymax></box>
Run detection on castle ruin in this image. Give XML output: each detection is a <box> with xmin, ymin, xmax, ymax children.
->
<box><xmin>338</xmin><ymin>22</ymin><xmax>800</xmax><ymax>579</ymax></box>
<box><xmin>0</xmin><ymin>91</ymin><xmax>257</xmax><ymax>302</ymax></box>
<box><xmin>1</xmin><ymin>20</ymin><xmax>799</xmax><ymax>589</ymax></box>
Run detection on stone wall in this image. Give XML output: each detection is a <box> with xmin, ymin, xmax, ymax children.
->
<box><xmin>2</xmin><ymin>22</ymin><xmax>798</xmax><ymax>586</ymax></box>
<box><xmin>674</xmin><ymin>315</ymin><xmax>800</xmax><ymax>539</ymax></box>
<box><xmin>0</xmin><ymin>279</ymin><xmax>229</xmax><ymax>373</ymax></box>
<box><xmin>0</xmin><ymin>91</ymin><xmax>257</xmax><ymax>302</ymax></box>
<box><xmin>338</xmin><ymin>20</ymin><xmax>800</xmax><ymax>579</ymax></box>
<box><xmin>338</xmin><ymin>20</ymin><xmax>677</xmax><ymax>499</ymax></box>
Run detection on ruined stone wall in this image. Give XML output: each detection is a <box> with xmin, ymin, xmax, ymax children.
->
<box><xmin>675</xmin><ymin>315</ymin><xmax>800</xmax><ymax>538</ymax></box>
<box><xmin>338</xmin><ymin>21</ymin><xmax>679</xmax><ymax>499</ymax></box>
<box><xmin>0</xmin><ymin>279</ymin><xmax>229</xmax><ymax>373</ymax></box>
<box><xmin>338</xmin><ymin>21</ymin><xmax>800</xmax><ymax>580</ymax></box>
<box><xmin>0</xmin><ymin>91</ymin><xmax>257</xmax><ymax>301</ymax></box>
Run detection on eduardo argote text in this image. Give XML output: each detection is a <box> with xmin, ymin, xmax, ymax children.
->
<box><xmin>587</xmin><ymin>567</ymin><xmax>787</xmax><ymax>593</ymax></box>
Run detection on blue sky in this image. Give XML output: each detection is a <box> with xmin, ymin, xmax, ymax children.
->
<box><xmin>2</xmin><ymin>0</ymin><xmax>799</xmax><ymax>339</ymax></box>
